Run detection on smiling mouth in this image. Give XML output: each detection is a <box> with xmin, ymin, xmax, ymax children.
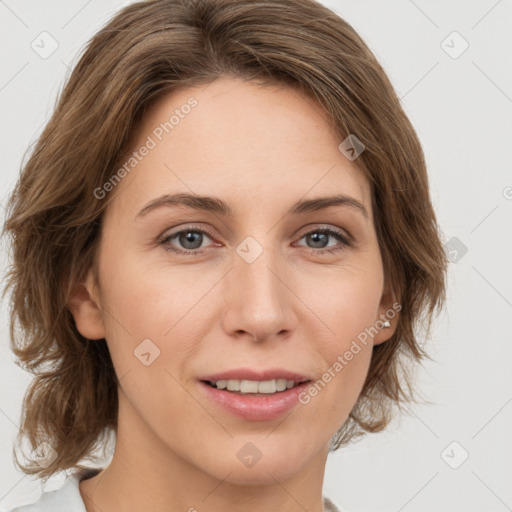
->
<box><xmin>201</xmin><ymin>378</ymin><xmax>311</xmax><ymax>395</ymax></box>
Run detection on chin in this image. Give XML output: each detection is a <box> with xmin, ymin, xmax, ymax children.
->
<box><xmin>201</xmin><ymin>434</ymin><xmax>324</xmax><ymax>485</ymax></box>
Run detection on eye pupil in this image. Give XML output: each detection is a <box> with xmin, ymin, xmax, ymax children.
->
<box><xmin>180</xmin><ymin>231</ymin><xmax>203</xmax><ymax>249</ymax></box>
<box><xmin>308</xmin><ymin>232</ymin><xmax>328</xmax><ymax>248</ymax></box>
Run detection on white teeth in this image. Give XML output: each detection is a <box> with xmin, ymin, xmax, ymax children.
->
<box><xmin>256</xmin><ymin>380</ymin><xmax>276</xmax><ymax>393</ymax></box>
<box><xmin>276</xmin><ymin>378</ymin><xmax>287</xmax><ymax>391</ymax></box>
<box><xmin>211</xmin><ymin>378</ymin><xmax>299</xmax><ymax>394</ymax></box>
<box><xmin>240</xmin><ymin>380</ymin><xmax>260</xmax><ymax>393</ymax></box>
<box><xmin>216</xmin><ymin>380</ymin><xmax>227</xmax><ymax>390</ymax></box>
<box><xmin>226</xmin><ymin>380</ymin><xmax>240</xmax><ymax>391</ymax></box>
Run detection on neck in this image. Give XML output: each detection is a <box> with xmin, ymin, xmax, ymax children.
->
<box><xmin>79</xmin><ymin>393</ymin><xmax>330</xmax><ymax>512</ymax></box>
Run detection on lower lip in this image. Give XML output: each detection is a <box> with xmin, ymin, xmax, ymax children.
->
<box><xmin>199</xmin><ymin>381</ymin><xmax>311</xmax><ymax>421</ymax></box>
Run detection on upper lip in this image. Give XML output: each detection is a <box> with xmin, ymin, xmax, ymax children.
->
<box><xmin>199</xmin><ymin>367</ymin><xmax>311</xmax><ymax>383</ymax></box>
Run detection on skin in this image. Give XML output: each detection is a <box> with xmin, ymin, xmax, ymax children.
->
<box><xmin>70</xmin><ymin>76</ymin><xmax>397</xmax><ymax>512</ymax></box>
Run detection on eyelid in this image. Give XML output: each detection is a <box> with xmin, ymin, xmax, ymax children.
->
<box><xmin>295</xmin><ymin>223</ymin><xmax>353</xmax><ymax>243</ymax></box>
<box><xmin>159</xmin><ymin>223</ymin><xmax>352</xmax><ymax>241</ymax></box>
<box><xmin>158</xmin><ymin>224</ymin><xmax>217</xmax><ymax>246</ymax></box>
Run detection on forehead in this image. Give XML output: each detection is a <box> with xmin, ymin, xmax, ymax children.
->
<box><xmin>106</xmin><ymin>77</ymin><xmax>372</xmax><ymax>222</ymax></box>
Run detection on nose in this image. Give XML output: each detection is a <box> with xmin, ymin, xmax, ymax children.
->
<box><xmin>220</xmin><ymin>244</ymin><xmax>297</xmax><ymax>344</ymax></box>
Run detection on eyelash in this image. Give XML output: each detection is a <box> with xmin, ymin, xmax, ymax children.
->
<box><xmin>158</xmin><ymin>225</ymin><xmax>352</xmax><ymax>256</ymax></box>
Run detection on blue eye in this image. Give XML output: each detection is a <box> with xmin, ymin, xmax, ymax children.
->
<box><xmin>159</xmin><ymin>227</ymin><xmax>215</xmax><ymax>256</ymax></box>
<box><xmin>159</xmin><ymin>226</ymin><xmax>351</xmax><ymax>256</ymax></box>
<box><xmin>295</xmin><ymin>228</ymin><xmax>351</xmax><ymax>253</ymax></box>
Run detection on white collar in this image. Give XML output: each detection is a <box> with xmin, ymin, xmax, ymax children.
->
<box><xmin>18</xmin><ymin>467</ymin><xmax>103</xmax><ymax>512</ymax></box>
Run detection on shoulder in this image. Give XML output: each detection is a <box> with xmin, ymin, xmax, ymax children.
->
<box><xmin>323</xmin><ymin>495</ymin><xmax>341</xmax><ymax>512</ymax></box>
<box><xmin>2</xmin><ymin>468</ymin><xmax>103</xmax><ymax>512</ymax></box>
<box><xmin>323</xmin><ymin>495</ymin><xmax>353</xmax><ymax>512</ymax></box>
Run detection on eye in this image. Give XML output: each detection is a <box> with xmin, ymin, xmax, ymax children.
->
<box><xmin>159</xmin><ymin>224</ymin><xmax>352</xmax><ymax>256</ymax></box>
<box><xmin>295</xmin><ymin>227</ymin><xmax>352</xmax><ymax>254</ymax></box>
<box><xmin>159</xmin><ymin>226</ymin><xmax>217</xmax><ymax>255</ymax></box>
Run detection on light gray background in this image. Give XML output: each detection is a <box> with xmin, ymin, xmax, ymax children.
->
<box><xmin>1</xmin><ymin>1</ymin><xmax>511</xmax><ymax>511</ymax></box>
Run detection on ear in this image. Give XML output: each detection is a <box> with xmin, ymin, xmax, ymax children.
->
<box><xmin>372</xmin><ymin>278</ymin><xmax>400</xmax><ymax>346</ymax></box>
<box><xmin>67</xmin><ymin>270</ymin><xmax>106</xmax><ymax>340</ymax></box>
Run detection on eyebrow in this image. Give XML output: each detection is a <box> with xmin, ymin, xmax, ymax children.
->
<box><xmin>135</xmin><ymin>192</ymin><xmax>369</xmax><ymax>221</ymax></box>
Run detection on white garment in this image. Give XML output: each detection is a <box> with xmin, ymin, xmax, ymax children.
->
<box><xmin>4</xmin><ymin>467</ymin><xmax>344</xmax><ymax>512</ymax></box>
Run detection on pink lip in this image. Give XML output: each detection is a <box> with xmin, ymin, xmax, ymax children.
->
<box><xmin>199</xmin><ymin>380</ymin><xmax>312</xmax><ymax>421</ymax></box>
<box><xmin>198</xmin><ymin>367</ymin><xmax>311</xmax><ymax>383</ymax></box>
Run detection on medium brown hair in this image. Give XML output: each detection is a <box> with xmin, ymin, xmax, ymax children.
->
<box><xmin>2</xmin><ymin>0</ymin><xmax>447</xmax><ymax>481</ymax></box>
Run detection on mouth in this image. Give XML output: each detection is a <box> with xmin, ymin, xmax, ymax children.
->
<box><xmin>197</xmin><ymin>369</ymin><xmax>314</xmax><ymax>421</ymax></box>
<box><xmin>201</xmin><ymin>378</ymin><xmax>311</xmax><ymax>396</ymax></box>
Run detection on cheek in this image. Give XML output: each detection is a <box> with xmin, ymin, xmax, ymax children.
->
<box><xmin>305</xmin><ymin>262</ymin><xmax>383</xmax><ymax>343</ymax></box>
<box><xmin>95</xmin><ymin>242</ymin><xmax>221</xmax><ymax>383</ymax></box>
<box><xmin>329</xmin><ymin>286</ymin><xmax>382</xmax><ymax>342</ymax></box>
<box><xmin>97</xmin><ymin>243</ymin><xmax>190</xmax><ymax>334</ymax></box>
<box><xmin>301</xmin><ymin>327</ymin><xmax>374</xmax><ymax>431</ymax></box>
<box><xmin>299</xmin><ymin>269</ymin><xmax>381</xmax><ymax>415</ymax></box>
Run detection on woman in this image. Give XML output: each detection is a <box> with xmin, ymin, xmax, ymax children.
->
<box><xmin>2</xmin><ymin>0</ymin><xmax>447</xmax><ymax>511</ymax></box>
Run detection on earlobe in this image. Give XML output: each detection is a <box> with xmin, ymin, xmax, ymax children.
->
<box><xmin>373</xmin><ymin>280</ymin><xmax>400</xmax><ymax>346</ymax></box>
<box><xmin>372</xmin><ymin>316</ymin><xmax>397</xmax><ymax>345</ymax></box>
<box><xmin>67</xmin><ymin>272</ymin><xmax>106</xmax><ymax>340</ymax></box>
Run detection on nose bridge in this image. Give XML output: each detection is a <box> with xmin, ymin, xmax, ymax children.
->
<box><xmin>240</xmin><ymin>249</ymin><xmax>282</xmax><ymax>308</ymax></box>
<box><xmin>221</xmin><ymin>237</ymin><xmax>294</xmax><ymax>340</ymax></box>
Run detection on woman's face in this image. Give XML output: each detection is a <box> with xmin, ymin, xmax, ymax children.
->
<box><xmin>73</xmin><ymin>77</ymin><xmax>396</xmax><ymax>485</ymax></box>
